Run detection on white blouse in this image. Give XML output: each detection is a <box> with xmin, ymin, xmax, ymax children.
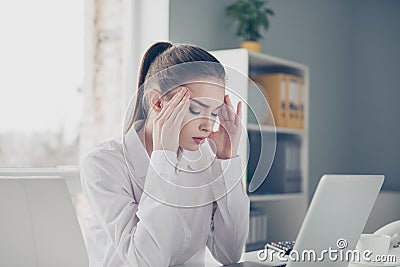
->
<box><xmin>80</xmin><ymin>119</ymin><xmax>250</xmax><ymax>267</ymax></box>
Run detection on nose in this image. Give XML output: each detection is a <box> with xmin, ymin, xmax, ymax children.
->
<box><xmin>199</xmin><ymin>118</ymin><xmax>213</xmax><ymax>133</ymax></box>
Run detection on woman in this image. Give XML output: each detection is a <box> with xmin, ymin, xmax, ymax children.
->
<box><xmin>80</xmin><ymin>41</ymin><xmax>250</xmax><ymax>266</ymax></box>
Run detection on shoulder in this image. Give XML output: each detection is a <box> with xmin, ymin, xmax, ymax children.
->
<box><xmin>80</xmin><ymin>137</ymin><xmax>128</xmax><ymax>184</ymax></box>
<box><xmin>80</xmin><ymin>138</ymin><xmax>140</xmax><ymax>203</ymax></box>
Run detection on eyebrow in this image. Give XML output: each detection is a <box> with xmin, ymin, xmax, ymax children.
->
<box><xmin>190</xmin><ymin>98</ymin><xmax>224</xmax><ymax>110</ymax></box>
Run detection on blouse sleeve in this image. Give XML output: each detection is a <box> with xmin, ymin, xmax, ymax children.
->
<box><xmin>206</xmin><ymin>155</ymin><xmax>250</xmax><ymax>265</ymax></box>
<box><xmin>81</xmin><ymin>149</ymin><xmax>185</xmax><ymax>267</ymax></box>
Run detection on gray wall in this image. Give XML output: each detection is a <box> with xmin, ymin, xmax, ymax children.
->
<box><xmin>169</xmin><ymin>0</ymin><xmax>400</xmax><ymax>202</ymax></box>
<box><xmin>350</xmin><ymin>0</ymin><xmax>400</xmax><ymax>192</ymax></box>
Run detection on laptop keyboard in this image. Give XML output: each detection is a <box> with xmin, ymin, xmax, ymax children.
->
<box><xmin>266</xmin><ymin>241</ymin><xmax>295</xmax><ymax>255</ymax></box>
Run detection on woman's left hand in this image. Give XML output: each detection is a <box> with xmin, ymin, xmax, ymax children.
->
<box><xmin>208</xmin><ymin>95</ymin><xmax>242</xmax><ymax>160</ymax></box>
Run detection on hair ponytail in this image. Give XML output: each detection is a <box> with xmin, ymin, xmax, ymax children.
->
<box><xmin>125</xmin><ymin>41</ymin><xmax>172</xmax><ymax>133</ymax></box>
<box><xmin>137</xmin><ymin>42</ymin><xmax>173</xmax><ymax>89</ymax></box>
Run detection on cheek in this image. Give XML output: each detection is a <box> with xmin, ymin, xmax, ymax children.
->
<box><xmin>179</xmin><ymin>120</ymin><xmax>196</xmax><ymax>138</ymax></box>
<box><xmin>182</xmin><ymin>112</ymin><xmax>192</xmax><ymax>123</ymax></box>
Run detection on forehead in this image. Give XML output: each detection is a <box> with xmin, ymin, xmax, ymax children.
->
<box><xmin>186</xmin><ymin>80</ymin><xmax>225</xmax><ymax>104</ymax></box>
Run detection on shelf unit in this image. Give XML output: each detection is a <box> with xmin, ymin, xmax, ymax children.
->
<box><xmin>210</xmin><ymin>48</ymin><xmax>309</xmax><ymax>251</ymax></box>
<box><xmin>247</xmin><ymin>123</ymin><xmax>305</xmax><ymax>136</ymax></box>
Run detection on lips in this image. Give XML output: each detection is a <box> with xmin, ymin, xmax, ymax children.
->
<box><xmin>192</xmin><ymin>137</ymin><xmax>206</xmax><ymax>144</ymax></box>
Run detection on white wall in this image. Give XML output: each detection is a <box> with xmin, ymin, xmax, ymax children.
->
<box><xmin>364</xmin><ymin>192</ymin><xmax>400</xmax><ymax>233</ymax></box>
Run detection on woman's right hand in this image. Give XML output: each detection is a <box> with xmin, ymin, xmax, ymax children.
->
<box><xmin>152</xmin><ymin>87</ymin><xmax>190</xmax><ymax>153</ymax></box>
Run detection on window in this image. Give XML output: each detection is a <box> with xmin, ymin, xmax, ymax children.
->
<box><xmin>0</xmin><ymin>0</ymin><xmax>84</xmax><ymax>167</ymax></box>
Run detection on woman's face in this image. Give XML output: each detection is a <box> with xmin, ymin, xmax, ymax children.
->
<box><xmin>177</xmin><ymin>79</ymin><xmax>225</xmax><ymax>151</ymax></box>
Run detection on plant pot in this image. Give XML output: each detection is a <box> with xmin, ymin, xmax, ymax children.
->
<box><xmin>240</xmin><ymin>41</ymin><xmax>261</xmax><ymax>52</ymax></box>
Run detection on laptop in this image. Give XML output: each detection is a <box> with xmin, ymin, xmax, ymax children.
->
<box><xmin>0</xmin><ymin>176</ymin><xmax>88</xmax><ymax>267</ymax></box>
<box><xmin>228</xmin><ymin>174</ymin><xmax>384</xmax><ymax>267</ymax></box>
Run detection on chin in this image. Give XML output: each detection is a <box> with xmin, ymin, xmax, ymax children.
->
<box><xmin>180</xmin><ymin>142</ymin><xmax>200</xmax><ymax>151</ymax></box>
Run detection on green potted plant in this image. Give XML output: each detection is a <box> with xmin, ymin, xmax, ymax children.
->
<box><xmin>226</xmin><ymin>0</ymin><xmax>275</xmax><ymax>52</ymax></box>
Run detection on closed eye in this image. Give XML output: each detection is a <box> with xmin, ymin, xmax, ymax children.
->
<box><xmin>211</xmin><ymin>105</ymin><xmax>223</xmax><ymax>117</ymax></box>
<box><xmin>190</xmin><ymin>106</ymin><xmax>218</xmax><ymax>117</ymax></box>
<box><xmin>189</xmin><ymin>106</ymin><xmax>201</xmax><ymax>115</ymax></box>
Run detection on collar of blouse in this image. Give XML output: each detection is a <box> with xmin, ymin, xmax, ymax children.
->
<box><xmin>123</xmin><ymin>120</ymin><xmax>217</xmax><ymax>180</ymax></box>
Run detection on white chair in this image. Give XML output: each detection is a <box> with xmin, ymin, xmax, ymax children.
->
<box><xmin>0</xmin><ymin>176</ymin><xmax>88</xmax><ymax>267</ymax></box>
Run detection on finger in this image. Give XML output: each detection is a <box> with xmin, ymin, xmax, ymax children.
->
<box><xmin>172</xmin><ymin>97</ymin><xmax>190</xmax><ymax>125</ymax></box>
<box><xmin>156</xmin><ymin>88</ymin><xmax>181</xmax><ymax>118</ymax></box>
<box><xmin>218</xmin><ymin>119</ymin><xmax>230</xmax><ymax>136</ymax></box>
<box><xmin>225</xmin><ymin>95</ymin><xmax>236</xmax><ymax>121</ymax></box>
<box><xmin>169</xmin><ymin>92</ymin><xmax>190</xmax><ymax>124</ymax></box>
<box><xmin>219</xmin><ymin>102</ymin><xmax>230</xmax><ymax>122</ymax></box>
<box><xmin>158</xmin><ymin>87</ymin><xmax>188</xmax><ymax>121</ymax></box>
<box><xmin>226</xmin><ymin>94</ymin><xmax>236</xmax><ymax>110</ymax></box>
<box><xmin>235</xmin><ymin>101</ymin><xmax>242</xmax><ymax>125</ymax></box>
<box><xmin>165</xmin><ymin>89</ymin><xmax>190</xmax><ymax>125</ymax></box>
<box><xmin>225</xmin><ymin>94</ymin><xmax>233</xmax><ymax>107</ymax></box>
<box><xmin>221</xmin><ymin>95</ymin><xmax>233</xmax><ymax>121</ymax></box>
<box><xmin>166</xmin><ymin>87</ymin><xmax>187</xmax><ymax>109</ymax></box>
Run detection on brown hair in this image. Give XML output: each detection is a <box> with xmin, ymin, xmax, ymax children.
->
<box><xmin>124</xmin><ymin>41</ymin><xmax>226</xmax><ymax>134</ymax></box>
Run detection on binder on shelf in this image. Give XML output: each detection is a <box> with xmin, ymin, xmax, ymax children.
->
<box><xmin>247</xmin><ymin>132</ymin><xmax>302</xmax><ymax>194</ymax></box>
<box><xmin>246</xmin><ymin>208</ymin><xmax>268</xmax><ymax>251</ymax></box>
<box><xmin>298</xmin><ymin>77</ymin><xmax>305</xmax><ymax>129</ymax></box>
<box><xmin>287</xmin><ymin>75</ymin><xmax>299</xmax><ymax>129</ymax></box>
<box><xmin>251</xmin><ymin>73</ymin><xmax>288</xmax><ymax>128</ymax></box>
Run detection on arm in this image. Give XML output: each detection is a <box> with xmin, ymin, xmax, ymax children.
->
<box><xmin>81</xmin><ymin>150</ymin><xmax>185</xmax><ymax>267</ymax></box>
<box><xmin>206</xmin><ymin>156</ymin><xmax>250</xmax><ymax>265</ymax></box>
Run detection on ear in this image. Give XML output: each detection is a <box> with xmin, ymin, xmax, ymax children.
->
<box><xmin>147</xmin><ymin>89</ymin><xmax>163</xmax><ymax>112</ymax></box>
